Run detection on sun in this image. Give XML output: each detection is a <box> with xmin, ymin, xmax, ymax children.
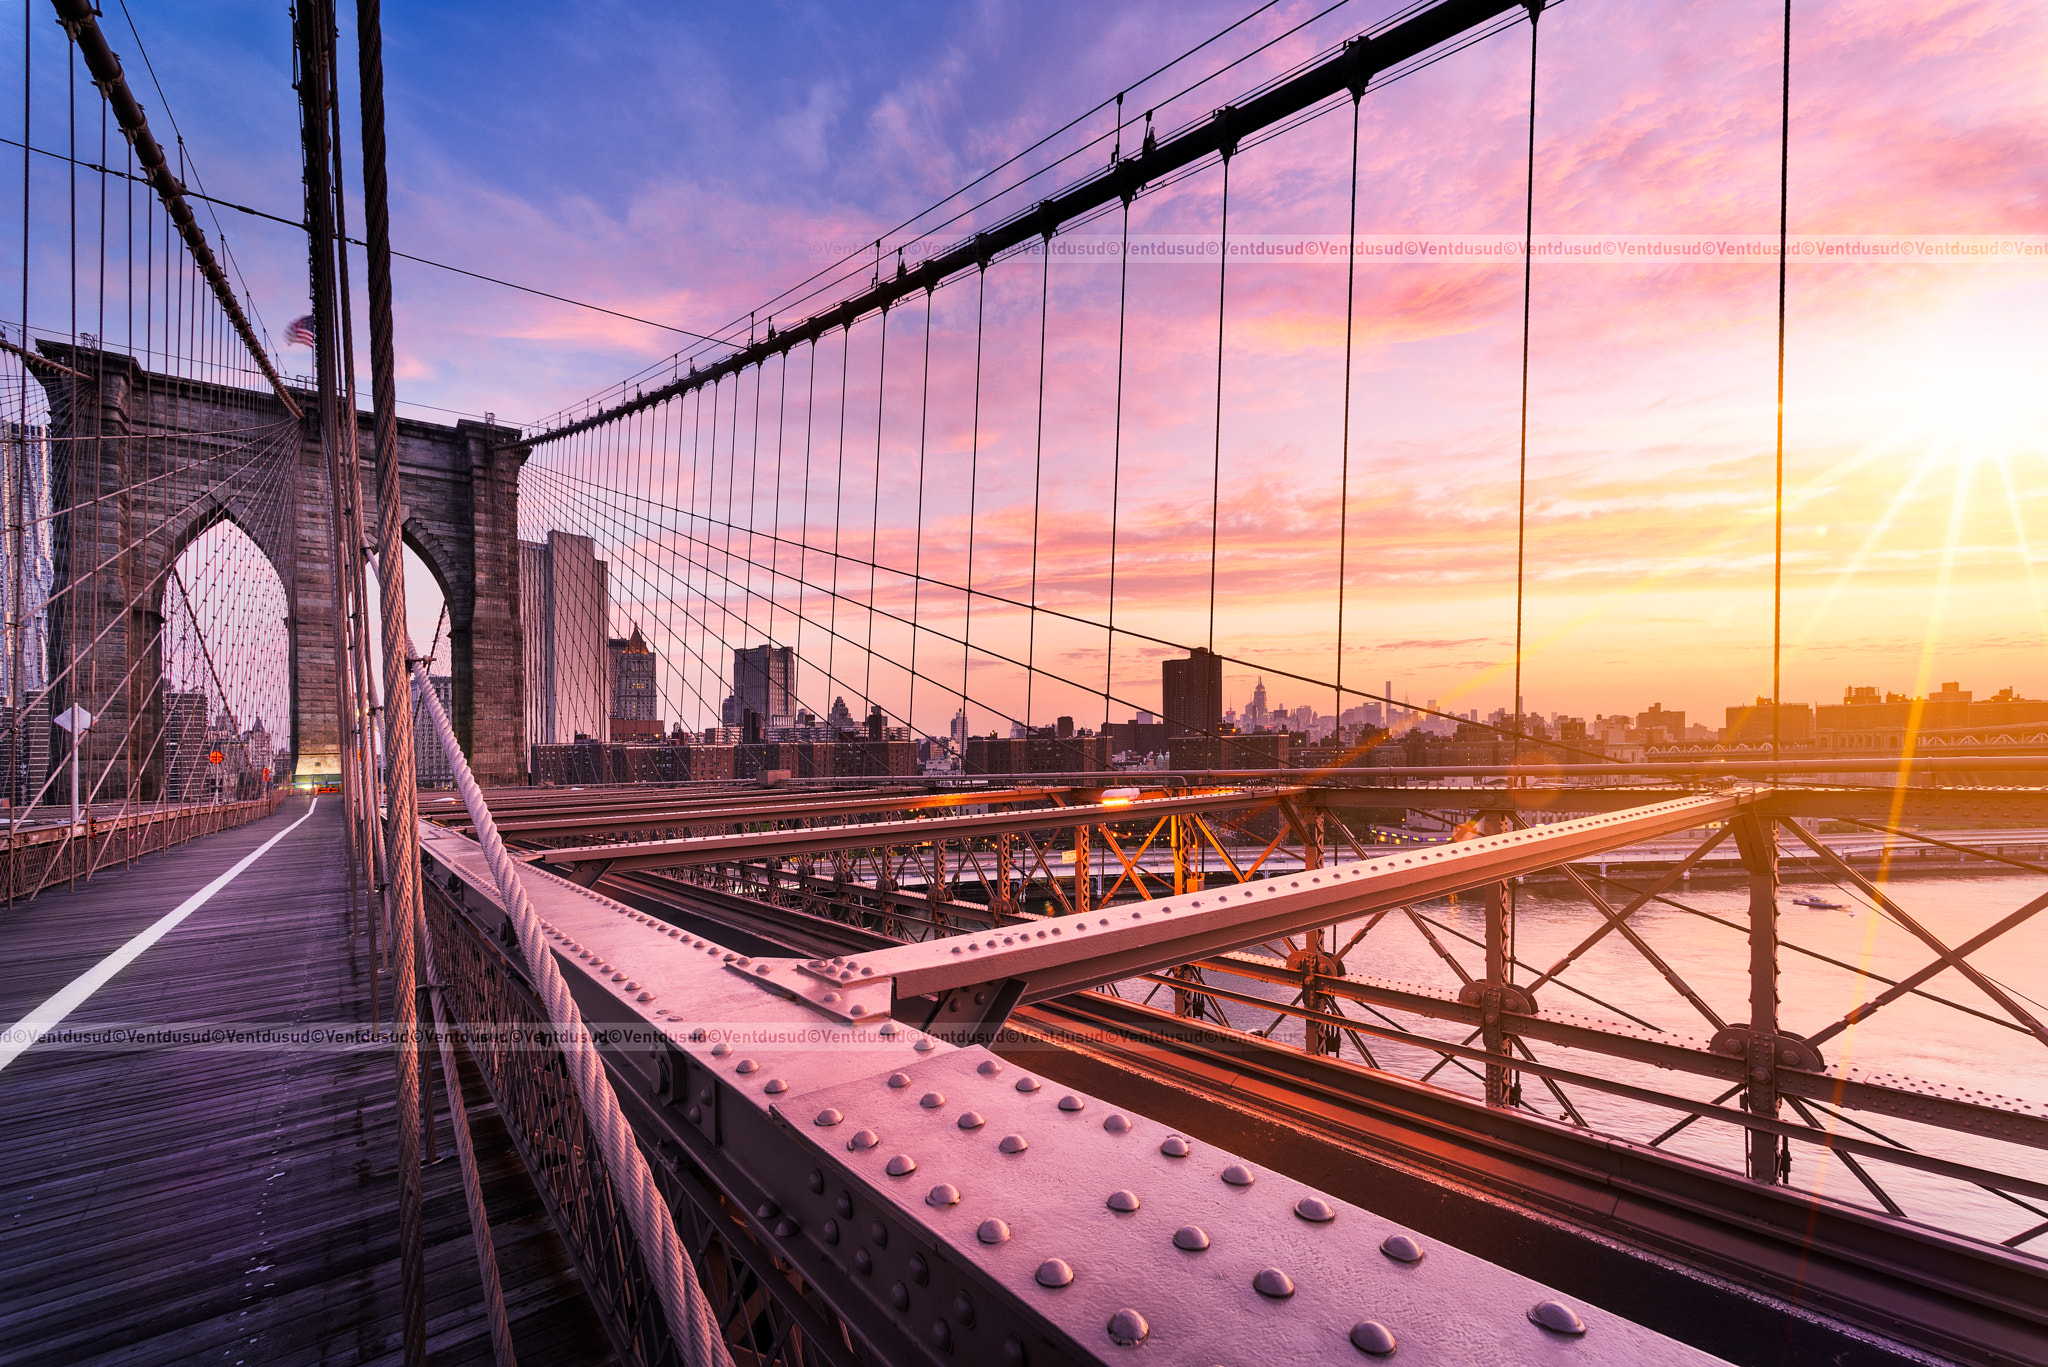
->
<box><xmin>1887</xmin><ymin>339</ymin><xmax>2047</xmax><ymax>468</ymax></box>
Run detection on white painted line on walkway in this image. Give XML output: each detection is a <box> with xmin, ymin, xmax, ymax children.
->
<box><xmin>0</xmin><ymin>796</ymin><xmax>321</xmax><ymax>1076</ymax></box>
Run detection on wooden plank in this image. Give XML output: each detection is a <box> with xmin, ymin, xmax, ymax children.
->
<box><xmin>0</xmin><ymin>799</ymin><xmax>614</xmax><ymax>1366</ymax></box>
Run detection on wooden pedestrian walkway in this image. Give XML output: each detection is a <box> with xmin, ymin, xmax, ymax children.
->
<box><xmin>0</xmin><ymin>796</ymin><xmax>614</xmax><ymax>1367</ymax></box>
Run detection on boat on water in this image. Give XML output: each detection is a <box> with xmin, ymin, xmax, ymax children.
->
<box><xmin>1789</xmin><ymin>893</ymin><xmax>1849</xmax><ymax>909</ymax></box>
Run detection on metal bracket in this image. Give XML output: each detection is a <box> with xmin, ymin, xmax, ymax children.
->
<box><xmin>1710</xmin><ymin>1025</ymin><xmax>1824</xmax><ymax>1073</ymax></box>
<box><xmin>723</xmin><ymin>955</ymin><xmax>893</xmax><ymax>1024</ymax></box>
<box><xmin>907</xmin><ymin>976</ymin><xmax>1026</xmax><ymax>1046</ymax></box>
<box><xmin>1457</xmin><ymin>981</ymin><xmax>1539</xmax><ymax>1015</ymax></box>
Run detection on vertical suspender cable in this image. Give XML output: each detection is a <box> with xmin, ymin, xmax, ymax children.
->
<box><xmin>1207</xmin><ymin>132</ymin><xmax>1234</xmax><ymax>655</ymax></box>
<box><xmin>1103</xmin><ymin>189</ymin><xmax>1132</xmax><ymax>732</ymax></box>
<box><xmin>794</xmin><ymin>341</ymin><xmax>816</xmax><ymax>712</ymax></box>
<box><xmin>961</xmin><ymin>265</ymin><xmax>987</xmax><ymax>739</ymax></box>
<box><xmin>907</xmin><ymin>286</ymin><xmax>934</xmax><ymax>738</ymax></box>
<box><xmin>1335</xmin><ymin>83</ymin><xmax>1362</xmax><ymax>734</ymax></box>
<box><xmin>1511</xmin><ymin>2</ymin><xmax>1540</xmax><ymax>764</ymax></box>
<box><xmin>827</xmin><ymin>332</ymin><xmax>850</xmax><ymax>714</ymax></box>
<box><xmin>1772</xmin><ymin>0</ymin><xmax>1791</xmax><ymax>771</ymax></box>
<box><xmin>863</xmin><ymin>306</ymin><xmax>891</xmax><ymax>712</ymax></box>
<box><xmin>352</xmin><ymin>1</ymin><xmax>430</xmax><ymax>1360</ymax></box>
<box><xmin>1510</xmin><ymin>2</ymin><xmax>1541</xmax><ymax>982</ymax></box>
<box><xmin>1024</xmin><ymin>231</ymin><xmax>1051</xmax><ymax>730</ymax></box>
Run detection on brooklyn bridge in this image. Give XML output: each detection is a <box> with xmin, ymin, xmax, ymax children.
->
<box><xmin>3</xmin><ymin>1</ymin><xmax>2045</xmax><ymax>1365</ymax></box>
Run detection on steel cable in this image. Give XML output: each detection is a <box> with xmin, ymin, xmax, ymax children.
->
<box><xmin>411</xmin><ymin>653</ymin><xmax>737</xmax><ymax>1367</ymax></box>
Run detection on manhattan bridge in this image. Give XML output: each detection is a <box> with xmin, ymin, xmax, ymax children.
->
<box><xmin>3</xmin><ymin>1</ymin><xmax>2046</xmax><ymax>1365</ymax></box>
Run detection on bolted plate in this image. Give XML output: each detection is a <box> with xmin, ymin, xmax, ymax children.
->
<box><xmin>776</xmin><ymin>1046</ymin><xmax>1730</xmax><ymax>1365</ymax></box>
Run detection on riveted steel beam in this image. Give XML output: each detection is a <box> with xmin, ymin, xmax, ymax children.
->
<box><xmin>522</xmin><ymin>788</ymin><xmax>1294</xmax><ymax>875</ymax></box>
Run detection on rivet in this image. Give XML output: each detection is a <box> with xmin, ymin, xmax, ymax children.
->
<box><xmin>854</xmin><ymin>1249</ymin><xmax>873</xmax><ymax>1275</ymax></box>
<box><xmin>889</xmin><ymin>1281</ymin><xmax>910</xmax><ymax>1310</ymax></box>
<box><xmin>623</xmin><ymin>980</ymin><xmax>638</xmax><ymax>990</ymax></box>
<box><xmin>1160</xmin><ymin>1136</ymin><xmax>1191</xmax><ymax>1157</ymax></box>
<box><xmin>978</xmin><ymin>1059</ymin><xmax>1004</xmax><ymax>1076</ymax></box>
<box><xmin>927</xmin><ymin>1183</ymin><xmax>961</xmax><ymax>1208</ymax></box>
<box><xmin>889</xmin><ymin>1071</ymin><xmax>912</xmax><ymax>1088</ymax></box>
<box><xmin>1058</xmin><ymin>1095</ymin><xmax>1086</xmax><ymax>1112</ymax></box>
<box><xmin>1295</xmin><ymin>1196</ymin><xmax>1337</xmax><ymax>1223</ymax></box>
<box><xmin>849</xmin><ymin>1004</ymin><xmax>868</xmax><ymax>1016</ymax></box>
<box><xmin>737</xmin><ymin>958</ymin><xmax>751</xmax><ymax>967</ymax></box>
<box><xmin>1351</xmin><ymin>1319</ymin><xmax>1400</xmax><ymax>1352</ymax></box>
<box><xmin>685</xmin><ymin>1105</ymin><xmax>702</xmax><ymax>1123</ymax></box>
<box><xmin>736</xmin><ymin>1058</ymin><xmax>759</xmax><ymax>1074</ymax></box>
<box><xmin>885</xmin><ymin>1154</ymin><xmax>918</xmax><ymax>1177</ymax></box>
<box><xmin>862</xmin><ymin>967</ymin><xmax>875</xmax><ymax>975</ymax></box>
<box><xmin>871</xmin><ymin>1220</ymin><xmax>890</xmax><ymax>1247</ymax></box>
<box><xmin>1103</xmin><ymin>1114</ymin><xmax>1132</xmax><ymax>1134</ymax></box>
<box><xmin>822</xmin><ymin>1218</ymin><xmax>841</xmax><ymax>1245</ymax></box>
<box><xmin>1173</xmin><ymin>1225</ymin><xmax>1210</xmax><ymax>1251</ymax></box>
<box><xmin>1380</xmin><ymin>1233</ymin><xmax>1424</xmax><ymax>1263</ymax></box>
<box><xmin>765</xmin><ymin>1078</ymin><xmax>788</xmax><ymax>1094</ymax></box>
<box><xmin>774</xmin><ymin>1218</ymin><xmax>797</xmax><ymax>1238</ymax></box>
<box><xmin>953</xmin><ymin>1291</ymin><xmax>976</xmax><ymax>1327</ymax></box>
<box><xmin>690</xmin><ymin>1028</ymin><xmax>708</xmax><ymax>1042</ymax></box>
<box><xmin>809</xmin><ymin>1169</ymin><xmax>826</xmax><ymax>1194</ymax></box>
<box><xmin>849</xmin><ymin>1129</ymin><xmax>880</xmax><ymax>1151</ymax></box>
<box><xmin>1106</xmin><ymin>1308</ymin><xmax>1149</xmax><ymax>1347</ymax></box>
<box><xmin>1529</xmin><ymin>1300</ymin><xmax>1587</xmax><ymax>1335</ymax></box>
<box><xmin>837</xmin><ymin>1192</ymin><xmax>855</xmax><ymax>1218</ymax></box>
<box><xmin>914</xmin><ymin>1038</ymin><xmax>936</xmax><ymax>1052</ymax></box>
<box><xmin>1036</xmin><ymin>1258</ymin><xmax>1074</xmax><ymax>1288</ymax></box>
<box><xmin>1016</xmin><ymin>1077</ymin><xmax>1040</xmax><ymax>1093</ymax></box>
<box><xmin>1220</xmin><ymin>1163</ymin><xmax>1256</xmax><ymax>1187</ymax></box>
<box><xmin>1253</xmin><ymin>1267</ymin><xmax>1295</xmax><ymax>1299</ymax></box>
<box><xmin>999</xmin><ymin>1134</ymin><xmax>1029</xmax><ymax>1154</ymax></box>
<box><xmin>977</xmin><ymin>1218</ymin><xmax>1011</xmax><ymax>1245</ymax></box>
<box><xmin>928</xmin><ymin>1320</ymin><xmax>952</xmax><ymax>1353</ymax></box>
<box><xmin>921</xmin><ymin>1092</ymin><xmax>947</xmax><ymax>1109</ymax></box>
<box><xmin>637</xmin><ymin>991</ymin><xmax>655</xmax><ymax>1002</ymax></box>
<box><xmin>822</xmin><ymin>991</ymin><xmax>842</xmax><ymax>1005</ymax></box>
<box><xmin>879</xmin><ymin>1021</ymin><xmax>900</xmax><ymax>1036</ymax></box>
<box><xmin>908</xmin><ymin>1252</ymin><xmax>929</xmax><ymax>1284</ymax></box>
<box><xmin>959</xmin><ymin>1111</ymin><xmax>986</xmax><ymax>1130</ymax></box>
<box><xmin>814</xmin><ymin>1108</ymin><xmax>844</xmax><ymax>1127</ymax></box>
<box><xmin>1106</xmin><ymin>1190</ymin><xmax>1140</xmax><ymax>1213</ymax></box>
<box><xmin>711</xmin><ymin>1041</ymin><xmax>732</xmax><ymax>1057</ymax></box>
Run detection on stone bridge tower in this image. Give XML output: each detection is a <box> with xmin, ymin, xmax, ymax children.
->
<box><xmin>33</xmin><ymin>343</ymin><xmax>528</xmax><ymax>792</ymax></box>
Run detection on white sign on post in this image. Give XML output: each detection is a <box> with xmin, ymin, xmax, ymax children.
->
<box><xmin>53</xmin><ymin>705</ymin><xmax>95</xmax><ymax>734</ymax></box>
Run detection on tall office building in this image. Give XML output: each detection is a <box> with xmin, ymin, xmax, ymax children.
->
<box><xmin>725</xmin><ymin>645</ymin><xmax>795</xmax><ymax>731</ymax></box>
<box><xmin>521</xmin><ymin>531</ymin><xmax>610</xmax><ymax>748</ymax></box>
<box><xmin>1162</xmin><ymin>647</ymin><xmax>1223</xmax><ymax>738</ymax></box>
<box><xmin>607</xmin><ymin>625</ymin><xmax>661</xmax><ymax>740</ymax></box>
<box><xmin>415</xmin><ymin>677</ymin><xmax>454</xmax><ymax>786</ymax></box>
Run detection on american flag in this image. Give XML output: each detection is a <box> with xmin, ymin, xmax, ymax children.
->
<box><xmin>284</xmin><ymin>314</ymin><xmax>317</xmax><ymax>348</ymax></box>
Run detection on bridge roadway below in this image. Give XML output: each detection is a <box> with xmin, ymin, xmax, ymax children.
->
<box><xmin>0</xmin><ymin>797</ymin><xmax>613</xmax><ymax>1367</ymax></box>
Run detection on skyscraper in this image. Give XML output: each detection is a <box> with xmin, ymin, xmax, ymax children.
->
<box><xmin>726</xmin><ymin>645</ymin><xmax>795</xmax><ymax>731</ymax></box>
<box><xmin>1162</xmin><ymin>647</ymin><xmax>1223</xmax><ymax>738</ymax></box>
<box><xmin>415</xmin><ymin>677</ymin><xmax>454</xmax><ymax>786</ymax></box>
<box><xmin>521</xmin><ymin>531</ymin><xmax>610</xmax><ymax>747</ymax></box>
<box><xmin>607</xmin><ymin>625</ymin><xmax>661</xmax><ymax>740</ymax></box>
